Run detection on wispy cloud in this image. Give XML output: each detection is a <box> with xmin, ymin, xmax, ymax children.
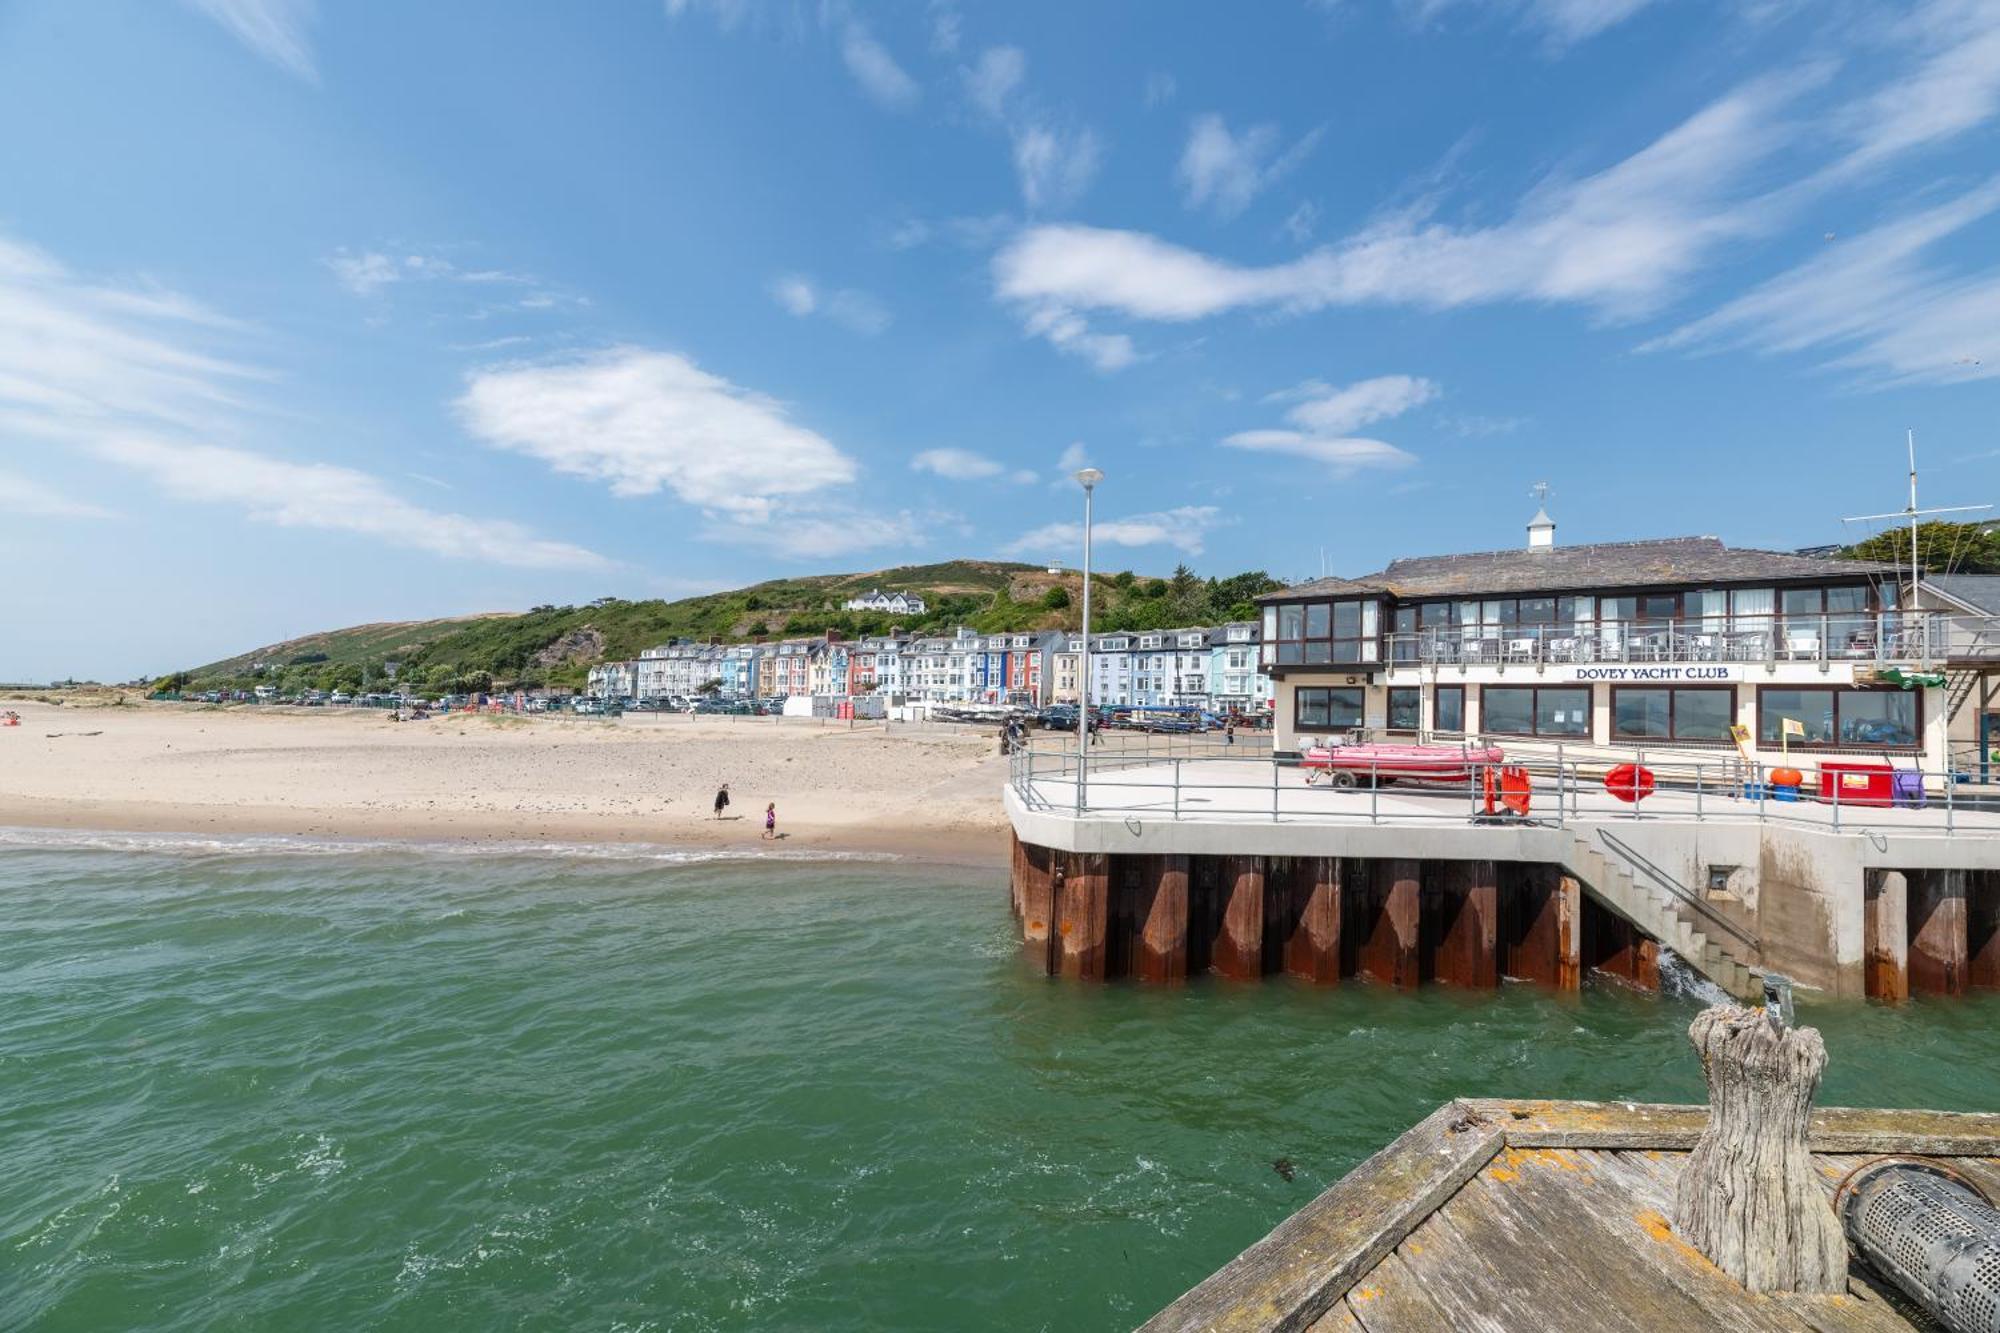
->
<box><xmin>1143</xmin><ymin>71</ymin><xmax>1178</xmax><ymax>109</ymax></box>
<box><xmin>1012</xmin><ymin>123</ymin><xmax>1103</xmax><ymax>214</ymax></box>
<box><xmin>1003</xmin><ymin>505</ymin><xmax>1222</xmax><ymax>557</ymax></box>
<box><xmin>704</xmin><ymin>504</ymin><xmax>933</xmax><ymax>555</ymax></box>
<box><xmin>1400</xmin><ymin>0</ymin><xmax>1658</xmax><ymax>49</ymax></box>
<box><xmin>455</xmin><ymin>346</ymin><xmax>859</xmax><ymax>522</ymax></box>
<box><xmin>838</xmin><ymin>14</ymin><xmax>921</xmax><ymax>110</ymax></box>
<box><xmin>183</xmin><ymin>0</ymin><xmax>318</xmax><ymax>81</ymax></box>
<box><xmin>0</xmin><ymin>475</ymin><xmax>115</xmax><ymax>520</ymax></box>
<box><xmin>1648</xmin><ymin>178</ymin><xmax>2000</xmax><ymax>386</ymax></box>
<box><xmin>962</xmin><ymin>45</ymin><xmax>1025</xmax><ymax>120</ymax></box>
<box><xmin>1177</xmin><ymin>114</ymin><xmax>1323</xmax><ymax>219</ymax></box>
<box><xmin>766</xmin><ymin>273</ymin><xmax>892</xmax><ymax>335</ymax></box>
<box><xmin>910</xmin><ymin>447</ymin><xmax>1035</xmax><ymax>483</ymax></box>
<box><xmin>1221</xmin><ymin>375</ymin><xmax>1430</xmax><ymax>474</ymax></box>
<box><xmin>99</xmin><ymin>437</ymin><xmax>606</xmax><ymax>569</ymax></box>
<box><xmin>0</xmin><ymin>229</ymin><xmax>610</xmax><ymax>570</ymax></box>
<box><xmin>324</xmin><ymin>248</ymin><xmax>538</xmax><ymax>299</ymax></box>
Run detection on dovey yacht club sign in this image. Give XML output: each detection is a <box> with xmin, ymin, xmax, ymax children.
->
<box><xmin>1559</xmin><ymin>664</ymin><xmax>1744</xmax><ymax>683</ymax></box>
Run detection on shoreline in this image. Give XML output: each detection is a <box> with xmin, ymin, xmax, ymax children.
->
<box><xmin>0</xmin><ymin>700</ymin><xmax>1015</xmax><ymax>871</ymax></box>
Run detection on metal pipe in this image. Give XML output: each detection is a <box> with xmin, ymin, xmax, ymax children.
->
<box><xmin>1837</xmin><ymin>1157</ymin><xmax>2000</xmax><ymax>1333</ymax></box>
<box><xmin>1073</xmin><ymin>468</ymin><xmax>1100</xmax><ymax>815</ymax></box>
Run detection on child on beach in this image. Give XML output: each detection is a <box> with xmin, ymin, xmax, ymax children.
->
<box><xmin>762</xmin><ymin>803</ymin><xmax>777</xmax><ymax>840</ymax></box>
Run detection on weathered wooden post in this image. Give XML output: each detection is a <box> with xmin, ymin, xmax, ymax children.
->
<box><xmin>1672</xmin><ymin>999</ymin><xmax>1847</xmax><ymax>1293</ymax></box>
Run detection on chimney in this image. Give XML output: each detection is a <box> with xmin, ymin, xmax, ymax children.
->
<box><xmin>1527</xmin><ymin>483</ymin><xmax>1556</xmax><ymax>549</ymax></box>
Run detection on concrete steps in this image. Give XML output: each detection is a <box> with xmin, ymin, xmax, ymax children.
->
<box><xmin>1563</xmin><ymin>830</ymin><xmax>1761</xmax><ymax>1001</ymax></box>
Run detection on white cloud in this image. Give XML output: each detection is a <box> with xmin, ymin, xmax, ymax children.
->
<box><xmin>963</xmin><ymin>45</ymin><xmax>1025</xmax><ymax>119</ymax></box>
<box><xmin>1143</xmin><ymin>71</ymin><xmax>1177</xmax><ymax>109</ymax></box>
<box><xmin>1012</xmin><ymin>123</ymin><xmax>1103</xmax><ymax>214</ymax></box>
<box><xmin>1649</xmin><ymin>178</ymin><xmax>2000</xmax><ymax>386</ymax></box>
<box><xmin>1177</xmin><ymin>114</ymin><xmax>1323</xmax><ymax>219</ymax></box>
<box><xmin>0</xmin><ymin>228</ymin><xmax>608</xmax><ymax>570</ymax></box>
<box><xmin>1825</xmin><ymin>0</ymin><xmax>2000</xmax><ymax>179</ymax></box>
<box><xmin>996</xmin><ymin>72</ymin><xmax>1812</xmax><ymax>326</ymax></box>
<box><xmin>96</xmin><ymin>437</ymin><xmax>606</xmax><ymax>569</ymax></box>
<box><xmin>766</xmin><ymin>273</ymin><xmax>891</xmax><ymax>334</ymax></box>
<box><xmin>455</xmin><ymin>347</ymin><xmax>859</xmax><ymax>521</ymax></box>
<box><xmin>1</xmin><ymin>475</ymin><xmax>114</xmax><ymax>520</ymax></box>
<box><xmin>1003</xmin><ymin>505</ymin><xmax>1221</xmax><ymax>557</ymax></box>
<box><xmin>911</xmin><ymin>447</ymin><xmax>1005</xmax><ymax>480</ymax></box>
<box><xmin>326</xmin><ymin>250</ymin><xmax>400</xmax><ymax>296</ymax></box>
<box><xmin>839</xmin><ymin>17</ymin><xmax>920</xmax><ymax>110</ymax></box>
<box><xmin>928</xmin><ymin>0</ymin><xmax>962</xmax><ymax>54</ymax></box>
<box><xmin>1264</xmin><ymin>374</ymin><xmax>1439</xmax><ymax>434</ymax></box>
<box><xmin>183</xmin><ymin>0</ymin><xmax>317</xmax><ymax>81</ymax></box>
<box><xmin>1282</xmin><ymin>202</ymin><xmax>1319</xmax><ymax>243</ymax></box>
<box><xmin>703</xmin><ymin>505</ymin><xmax>931</xmax><ymax>556</ymax></box>
<box><xmin>324</xmin><ymin>247</ymin><xmax>541</xmax><ymax>302</ymax></box>
<box><xmin>1401</xmin><ymin>0</ymin><xmax>1657</xmax><ymax>48</ymax></box>
<box><xmin>1019</xmin><ymin>302</ymin><xmax>1136</xmax><ymax>371</ymax></box>
<box><xmin>1222</xmin><ymin>375</ymin><xmax>1430</xmax><ymax>474</ymax></box>
<box><xmin>1056</xmin><ymin>442</ymin><xmax>1091</xmax><ymax>472</ymax></box>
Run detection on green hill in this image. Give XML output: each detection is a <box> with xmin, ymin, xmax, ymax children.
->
<box><xmin>177</xmin><ymin>560</ymin><xmax>1285</xmax><ymax>694</ymax></box>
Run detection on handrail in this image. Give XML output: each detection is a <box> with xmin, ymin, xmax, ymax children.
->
<box><xmin>1377</xmin><ymin>611</ymin><xmax>2000</xmax><ymax>669</ymax></box>
<box><xmin>1592</xmin><ymin>826</ymin><xmax>1760</xmax><ymax>952</ymax></box>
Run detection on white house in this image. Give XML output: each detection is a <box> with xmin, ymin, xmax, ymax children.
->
<box><xmin>843</xmin><ymin>588</ymin><xmax>927</xmax><ymax>616</ymax></box>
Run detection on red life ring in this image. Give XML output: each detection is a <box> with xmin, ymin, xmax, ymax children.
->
<box><xmin>1605</xmin><ymin>763</ymin><xmax>1655</xmax><ymax>803</ymax></box>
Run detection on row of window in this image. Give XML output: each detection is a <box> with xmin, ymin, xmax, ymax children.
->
<box><xmin>1294</xmin><ymin>685</ymin><xmax>1921</xmax><ymax>748</ymax></box>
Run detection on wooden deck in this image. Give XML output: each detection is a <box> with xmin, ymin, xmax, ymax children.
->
<box><xmin>1142</xmin><ymin>1099</ymin><xmax>2000</xmax><ymax>1332</ymax></box>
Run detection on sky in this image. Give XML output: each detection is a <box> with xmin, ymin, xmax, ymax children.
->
<box><xmin>2</xmin><ymin>0</ymin><xmax>1998</xmax><ymax>681</ymax></box>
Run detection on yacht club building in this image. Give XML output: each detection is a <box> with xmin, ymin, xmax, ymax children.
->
<box><xmin>1255</xmin><ymin>507</ymin><xmax>1974</xmax><ymax>774</ymax></box>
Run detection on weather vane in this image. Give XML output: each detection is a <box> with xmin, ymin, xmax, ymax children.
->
<box><xmin>1530</xmin><ymin>481</ymin><xmax>1551</xmax><ymax>505</ymax></box>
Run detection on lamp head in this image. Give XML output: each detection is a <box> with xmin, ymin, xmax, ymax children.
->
<box><xmin>1074</xmin><ymin>467</ymin><xmax>1104</xmax><ymax>490</ymax></box>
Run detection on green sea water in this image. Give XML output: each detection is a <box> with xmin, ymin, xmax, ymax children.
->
<box><xmin>5</xmin><ymin>834</ymin><xmax>2000</xmax><ymax>1332</ymax></box>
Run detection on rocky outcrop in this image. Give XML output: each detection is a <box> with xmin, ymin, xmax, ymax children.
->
<box><xmin>533</xmin><ymin>626</ymin><xmax>605</xmax><ymax>668</ymax></box>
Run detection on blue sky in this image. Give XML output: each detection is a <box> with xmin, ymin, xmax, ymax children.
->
<box><xmin>2</xmin><ymin>0</ymin><xmax>1997</xmax><ymax>680</ymax></box>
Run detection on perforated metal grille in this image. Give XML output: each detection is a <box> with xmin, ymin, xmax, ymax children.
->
<box><xmin>1844</xmin><ymin>1165</ymin><xmax>2000</xmax><ymax>1333</ymax></box>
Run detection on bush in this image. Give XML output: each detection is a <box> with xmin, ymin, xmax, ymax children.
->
<box><xmin>1042</xmin><ymin>586</ymin><xmax>1071</xmax><ymax>610</ymax></box>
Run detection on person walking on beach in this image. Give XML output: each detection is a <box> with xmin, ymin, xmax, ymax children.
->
<box><xmin>762</xmin><ymin>802</ymin><xmax>777</xmax><ymax>840</ymax></box>
<box><xmin>1224</xmin><ymin>717</ymin><xmax>1236</xmax><ymax>747</ymax></box>
<box><xmin>713</xmin><ymin>783</ymin><xmax>731</xmax><ymax>819</ymax></box>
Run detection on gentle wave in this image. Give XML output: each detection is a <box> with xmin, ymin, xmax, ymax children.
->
<box><xmin>0</xmin><ymin>824</ymin><xmax>902</xmax><ymax>865</ymax></box>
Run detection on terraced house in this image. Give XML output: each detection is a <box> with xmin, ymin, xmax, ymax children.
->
<box><xmin>1256</xmin><ymin>503</ymin><xmax>1995</xmax><ymax>777</ymax></box>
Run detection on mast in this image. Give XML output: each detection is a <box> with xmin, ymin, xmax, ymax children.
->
<box><xmin>1842</xmin><ymin>431</ymin><xmax>1989</xmax><ymax>608</ymax></box>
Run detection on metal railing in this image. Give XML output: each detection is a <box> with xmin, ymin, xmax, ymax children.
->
<box><xmin>1594</xmin><ymin>827</ymin><xmax>1760</xmax><ymax>951</ymax></box>
<box><xmin>1008</xmin><ymin>737</ymin><xmax>1997</xmax><ymax>839</ymax></box>
<box><xmin>1370</xmin><ymin>611</ymin><xmax>2000</xmax><ymax>669</ymax></box>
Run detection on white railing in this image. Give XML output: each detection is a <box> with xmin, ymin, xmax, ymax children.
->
<box><xmin>1374</xmin><ymin>612</ymin><xmax>2000</xmax><ymax>669</ymax></box>
<box><xmin>1007</xmin><ymin>739</ymin><xmax>1995</xmax><ymax>839</ymax></box>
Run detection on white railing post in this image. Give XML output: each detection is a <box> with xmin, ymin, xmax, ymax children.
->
<box><xmin>1272</xmin><ymin>753</ymin><xmax>1280</xmax><ymax>823</ymax></box>
<box><xmin>1696</xmin><ymin>762</ymin><xmax>1704</xmax><ymax>822</ymax></box>
<box><xmin>1370</xmin><ymin>756</ymin><xmax>1380</xmax><ymax>824</ymax></box>
<box><xmin>1831</xmin><ymin>769</ymin><xmax>1841</xmax><ymax>831</ymax></box>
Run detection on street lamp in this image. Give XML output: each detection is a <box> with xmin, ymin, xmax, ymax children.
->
<box><xmin>1074</xmin><ymin>467</ymin><xmax>1103</xmax><ymax>814</ymax></box>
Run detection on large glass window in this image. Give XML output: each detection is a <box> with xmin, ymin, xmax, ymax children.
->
<box><xmin>1268</xmin><ymin>599</ymin><xmax>1379</xmax><ymax>665</ymax></box>
<box><xmin>1434</xmin><ymin>685</ymin><xmax>1464</xmax><ymax>733</ymax></box>
<box><xmin>1759</xmin><ymin>688</ymin><xmax>1919</xmax><ymax>747</ymax></box>
<box><xmin>1484</xmin><ymin>686</ymin><xmax>1590</xmax><ymax>737</ymax></box>
<box><xmin>1295</xmin><ymin>687</ymin><xmax>1364</xmax><ymax>731</ymax></box>
<box><xmin>1387</xmin><ymin>686</ymin><xmax>1421</xmax><ymax>731</ymax></box>
<box><xmin>1613</xmin><ymin>687</ymin><xmax>1734</xmax><ymax>741</ymax></box>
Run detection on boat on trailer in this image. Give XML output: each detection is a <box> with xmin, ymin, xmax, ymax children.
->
<box><xmin>1300</xmin><ymin>740</ymin><xmax>1504</xmax><ymax>787</ymax></box>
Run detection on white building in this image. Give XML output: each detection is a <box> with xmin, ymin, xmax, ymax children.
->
<box><xmin>842</xmin><ymin>588</ymin><xmax>927</xmax><ymax>616</ymax></box>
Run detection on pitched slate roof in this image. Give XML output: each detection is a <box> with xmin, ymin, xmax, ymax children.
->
<box><xmin>1925</xmin><ymin>574</ymin><xmax>2000</xmax><ymax>614</ymax></box>
<box><xmin>1260</xmin><ymin>537</ymin><xmax>1900</xmax><ymax>601</ymax></box>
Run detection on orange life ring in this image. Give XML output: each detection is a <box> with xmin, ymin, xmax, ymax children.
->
<box><xmin>1605</xmin><ymin>763</ymin><xmax>1656</xmax><ymax>803</ymax></box>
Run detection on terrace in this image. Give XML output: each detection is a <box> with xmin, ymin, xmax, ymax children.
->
<box><xmin>1383</xmin><ymin>610</ymin><xmax>2000</xmax><ymax>668</ymax></box>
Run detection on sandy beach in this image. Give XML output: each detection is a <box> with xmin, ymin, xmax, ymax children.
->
<box><xmin>0</xmin><ymin>698</ymin><xmax>1016</xmax><ymax>865</ymax></box>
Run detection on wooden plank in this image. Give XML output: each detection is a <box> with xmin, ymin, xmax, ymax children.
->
<box><xmin>1305</xmin><ymin>1302</ymin><xmax>1365</xmax><ymax>1333</ymax></box>
<box><xmin>1054</xmin><ymin>851</ymin><xmax>1109</xmax><ymax>980</ymax></box>
<box><xmin>1457</xmin><ymin>1098</ymin><xmax>2000</xmax><ymax>1155</ymax></box>
<box><xmin>1555</xmin><ymin>873</ymin><xmax>1581</xmax><ymax>992</ymax></box>
<box><xmin>1864</xmin><ymin>870</ymin><xmax>1910</xmax><ymax>1002</ymax></box>
<box><xmin>1282</xmin><ymin>856</ymin><xmax>1342</xmax><ymax>984</ymax></box>
<box><xmin>1391</xmin><ymin>1192</ymin><xmax>1641</xmax><ymax>1333</ymax></box>
<box><xmin>1339</xmin><ymin>1251</ymin><xmax>1458</xmax><ymax>1333</ymax></box>
<box><xmin>1909</xmin><ymin>868</ymin><xmax>1967</xmax><ymax>996</ymax></box>
<box><xmin>1353</xmin><ymin>859</ymin><xmax>1421</xmax><ymax>989</ymax></box>
<box><xmin>1136</xmin><ymin>854</ymin><xmax>1190</xmax><ymax>985</ymax></box>
<box><xmin>1576</xmin><ymin>1149</ymin><xmax>1826</xmax><ymax>1332</ymax></box>
<box><xmin>1970</xmin><ymin>869</ymin><xmax>2000</xmax><ymax>991</ymax></box>
<box><xmin>1431</xmin><ymin>859</ymin><xmax>1498</xmax><ymax>989</ymax></box>
<box><xmin>1139</xmin><ymin>1101</ymin><xmax>1504</xmax><ymax>1333</ymax></box>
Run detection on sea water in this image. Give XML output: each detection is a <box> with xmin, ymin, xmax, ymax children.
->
<box><xmin>4</xmin><ymin>835</ymin><xmax>2000</xmax><ymax>1331</ymax></box>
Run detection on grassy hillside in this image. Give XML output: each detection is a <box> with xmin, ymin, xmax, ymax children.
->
<box><xmin>177</xmin><ymin>560</ymin><xmax>1285</xmax><ymax>694</ymax></box>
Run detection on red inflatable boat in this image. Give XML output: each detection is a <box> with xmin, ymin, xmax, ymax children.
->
<box><xmin>1300</xmin><ymin>742</ymin><xmax>1505</xmax><ymax>787</ymax></box>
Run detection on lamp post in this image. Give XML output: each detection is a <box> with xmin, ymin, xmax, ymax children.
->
<box><xmin>1074</xmin><ymin>467</ymin><xmax>1103</xmax><ymax>814</ymax></box>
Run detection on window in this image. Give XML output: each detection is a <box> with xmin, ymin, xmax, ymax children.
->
<box><xmin>1483</xmin><ymin>686</ymin><xmax>1590</xmax><ymax>737</ymax></box>
<box><xmin>1612</xmin><ymin>687</ymin><xmax>1735</xmax><ymax>741</ymax></box>
<box><xmin>1759</xmin><ymin>688</ymin><xmax>1919</xmax><ymax>747</ymax></box>
<box><xmin>1387</xmin><ymin>687</ymin><xmax>1421</xmax><ymax>731</ymax></box>
<box><xmin>1268</xmin><ymin>598</ymin><xmax>1380</xmax><ymax>665</ymax></box>
<box><xmin>1295</xmin><ymin>687</ymin><xmax>1364</xmax><ymax>731</ymax></box>
<box><xmin>1434</xmin><ymin>685</ymin><xmax>1464</xmax><ymax>733</ymax></box>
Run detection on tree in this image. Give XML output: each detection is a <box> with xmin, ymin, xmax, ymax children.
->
<box><xmin>1042</xmin><ymin>586</ymin><xmax>1071</xmax><ymax>609</ymax></box>
<box><xmin>1168</xmin><ymin>563</ymin><xmax>1200</xmax><ymax>602</ymax></box>
<box><xmin>745</xmin><ymin>621</ymin><xmax>770</xmax><ymax>637</ymax></box>
<box><xmin>1843</xmin><ymin>520</ymin><xmax>2000</xmax><ymax>575</ymax></box>
<box><xmin>1113</xmin><ymin>570</ymin><xmax>1136</xmax><ymax>589</ymax></box>
<box><xmin>1141</xmin><ymin>578</ymin><xmax>1168</xmax><ymax>599</ymax></box>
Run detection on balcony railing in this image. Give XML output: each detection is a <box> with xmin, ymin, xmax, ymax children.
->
<box><xmin>1383</xmin><ymin>612</ymin><xmax>2000</xmax><ymax>669</ymax></box>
